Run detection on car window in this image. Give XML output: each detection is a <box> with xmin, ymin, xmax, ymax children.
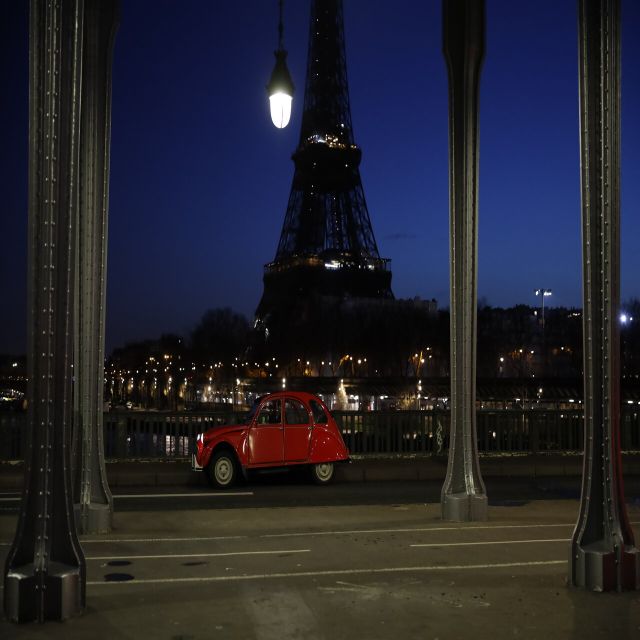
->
<box><xmin>285</xmin><ymin>399</ymin><xmax>310</xmax><ymax>425</ymax></box>
<box><xmin>242</xmin><ymin>398</ymin><xmax>262</xmax><ymax>424</ymax></box>
<box><xmin>255</xmin><ymin>400</ymin><xmax>281</xmax><ymax>425</ymax></box>
<box><xmin>309</xmin><ymin>399</ymin><xmax>328</xmax><ymax>424</ymax></box>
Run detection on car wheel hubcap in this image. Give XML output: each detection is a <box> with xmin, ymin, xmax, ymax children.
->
<box><xmin>215</xmin><ymin>458</ymin><xmax>232</xmax><ymax>484</ymax></box>
<box><xmin>316</xmin><ymin>463</ymin><xmax>333</xmax><ymax>481</ymax></box>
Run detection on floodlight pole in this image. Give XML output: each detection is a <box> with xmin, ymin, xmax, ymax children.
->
<box><xmin>440</xmin><ymin>0</ymin><xmax>488</xmax><ymax>522</ymax></box>
<box><xmin>570</xmin><ymin>0</ymin><xmax>639</xmax><ymax>591</ymax></box>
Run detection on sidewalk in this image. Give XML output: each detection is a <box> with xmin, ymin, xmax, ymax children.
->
<box><xmin>2</xmin><ymin>453</ymin><xmax>640</xmax><ymax>490</ymax></box>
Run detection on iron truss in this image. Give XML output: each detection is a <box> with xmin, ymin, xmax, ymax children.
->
<box><xmin>259</xmin><ymin>0</ymin><xmax>392</xmax><ymax>317</ymax></box>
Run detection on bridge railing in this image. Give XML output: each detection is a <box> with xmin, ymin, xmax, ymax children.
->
<box><xmin>103</xmin><ymin>411</ymin><xmax>239</xmax><ymax>458</ymax></box>
<box><xmin>334</xmin><ymin>409</ymin><xmax>594</xmax><ymax>455</ymax></box>
<box><xmin>1</xmin><ymin>408</ymin><xmax>639</xmax><ymax>460</ymax></box>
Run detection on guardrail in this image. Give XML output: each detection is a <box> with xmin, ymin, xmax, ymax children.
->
<box><xmin>1</xmin><ymin>408</ymin><xmax>639</xmax><ymax>461</ymax></box>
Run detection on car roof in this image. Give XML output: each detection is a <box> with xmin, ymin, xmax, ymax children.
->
<box><xmin>261</xmin><ymin>390</ymin><xmax>324</xmax><ymax>404</ymax></box>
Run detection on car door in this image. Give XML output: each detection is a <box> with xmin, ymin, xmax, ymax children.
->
<box><xmin>283</xmin><ymin>397</ymin><xmax>312</xmax><ymax>462</ymax></box>
<box><xmin>248</xmin><ymin>398</ymin><xmax>284</xmax><ymax>465</ymax></box>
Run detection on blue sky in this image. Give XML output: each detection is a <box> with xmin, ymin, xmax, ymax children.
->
<box><xmin>1</xmin><ymin>1</ymin><xmax>639</xmax><ymax>354</ymax></box>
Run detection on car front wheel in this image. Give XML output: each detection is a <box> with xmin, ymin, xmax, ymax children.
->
<box><xmin>207</xmin><ymin>451</ymin><xmax>237</xmax><ymax>489</ymax></box>
<box><xmin>311</xmin><ymin>462</ymin><xmax>334</xmax><ymax>485</ymax></box>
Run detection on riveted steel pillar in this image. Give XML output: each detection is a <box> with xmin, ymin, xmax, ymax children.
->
<box><xmin>570</xmin><ymin>0</ymin><xmax>639</xmax><ymax>591</ymax></box>
<box><xmin>3</xmin><ymin>0</ymin><xmax>86</xmax><ymax>622</ymax></box>
<box><xmin>440</xmin><ymin>0</ymin><xmax>487</xmax><ymax>522</ymax></box>
<box><xmin>72</xmin><ymin>0</ymin><xmax>118</xmax><ymax>535</ymax></box>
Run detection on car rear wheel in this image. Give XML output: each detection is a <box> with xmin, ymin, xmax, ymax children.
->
<box><xmin>207</xmin><ymin>451</ymin><xmax>237</xmax><ymax>489</ymax></box>
<box><xmin>311</xmin><ymin>462</ymin><xmax>334</xmax><ymax>485</ymax></box>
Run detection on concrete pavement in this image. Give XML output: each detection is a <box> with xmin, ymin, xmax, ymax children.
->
<box><xmin>0</xmin><ymin>491</ymin><xmax>639</xmax><ymax>639</ymax></box>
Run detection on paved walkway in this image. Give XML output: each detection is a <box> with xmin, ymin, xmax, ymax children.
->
<box><xmin>0</xmin><ymin>486</ymin><xmax>639</xmax><ymax>639</ymax></box>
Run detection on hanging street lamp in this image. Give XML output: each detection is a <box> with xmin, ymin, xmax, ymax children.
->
<box><xmin>266</xmin><ymin>0</ymin><xmax>294</xmax><ymax>128</ymax></box>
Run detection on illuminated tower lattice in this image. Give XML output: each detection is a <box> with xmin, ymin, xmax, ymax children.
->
<box><xmin>256</xmin><ymin>0</ymin><xmax>393</xmax><ymax>323</ymax></box>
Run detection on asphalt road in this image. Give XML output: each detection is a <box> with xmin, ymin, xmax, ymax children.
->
<box><xmin>1</xmin><ymin>482</ymin><xmax>640</xmax><ymax>639</ymax></box>
<box><xmin>2</xmin><ymin>471</ymin><xmax>639</xmax><ymax>514</ymax></box>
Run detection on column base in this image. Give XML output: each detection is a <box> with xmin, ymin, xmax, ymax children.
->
<box><xmin>4</xmin><ymin>562</ymin><xmax>84</xmax><ymax>622</ymax></box>
<box><xmin>441</xmin><ymin>491</ymin><xmax>488</xmax><ymax>522</ymax></box>
<box><xmin>570</xmin><ymin>544</ymin><xmax>640</xmax><ymax>591</ymax></box>
<box><xmin>74</xmin><ymin>502</ymin><xmax>112</xmax><ymax>534</ymax></box>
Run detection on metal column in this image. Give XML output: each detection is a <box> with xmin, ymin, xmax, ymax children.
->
<box><xmin>72</xmin><ymin>0</ymin><xmax>118</xmax><ymax>535</ymax></box>
<box><xmin>440</xmin><ymin>0</ymin><xmax>488</xmax><ymax>522</ymax></box>
<box><xmin>4</xmin><ymin>0</ymin><xmax>86</xmax><ymax>622</ymax></box>
<box><xmin>570</xmin><ymin>0</ymin><xmax>639</xmax><ymax>591</ymax></box>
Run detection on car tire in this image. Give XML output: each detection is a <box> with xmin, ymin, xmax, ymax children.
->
<box><xmin>207</xmin><ymin>450</ymin><xmax>237</xmax><ymax>489</ymax></box>
<box><xmin>310</xmin><ymin>462</ymin><xmax>334</xmax><ymax>485</ymax></box>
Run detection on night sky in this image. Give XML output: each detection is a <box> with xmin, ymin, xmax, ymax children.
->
<box><xmin>1</xmin><ymin>1</ymin><xmax>639</xmax><ymax>355</ymax></box>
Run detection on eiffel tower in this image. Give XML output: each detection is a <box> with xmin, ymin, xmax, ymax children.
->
<box><xmin>256</xmin><ymin>0</ymin><xmax>393</xmax><ymax>327</ymax></box>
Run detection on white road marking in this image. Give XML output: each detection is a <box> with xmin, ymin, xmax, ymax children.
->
<box><xmin>260</xmin><ymin>521</ymin><xmax>640</xmax><ymax>539</ymax></box>
<box><xmin>113</xmin><ymin>492</ymin><xmax>254</xmax><ymax>498</ymax></box>
<box><xmin>0</xmin><ymin>492</ymin><xmax>254</xmax><ymax>503</ymax></box>
<box><xmin>1</xmin><ymin>523</ymin><xmax>638</xmax><ymax>547</ymax></box>
<box><xmin>87</xmin><ymin>559</ymin><xmax>567</xmax><ymax>585</ymax></box>
<box><xmin>411</xmin><ymin>538</ymin><xmax>568</xmax><ymax>548</ymax></box>
<box><xmin>81</xmin><ymin>535</ymin><xmax>247</xmax><ymax>544</ymax></box>
<box><xmin>87</xmin><ymin>549</ymin><xmax>310</xmax><ymax>561</ymax></box>
<box><xmin>261</xmin><ymin>523</ymin><xmax>576</xmax><ymax>538</ymax></box>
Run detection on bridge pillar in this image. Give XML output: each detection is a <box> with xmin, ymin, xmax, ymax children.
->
<box><xmin>570</xmin><ymin>0</ymin><xmax>639</xmax><ymax>591</ymax></box>
<box><xmin>440</xmin><ymin>0</ymin><xmax>488</xmax><ymax>522</ymax></box>
<box><xmin>3</xmin><ymin>0</ymin><xmax>86</xmax><ymax>622</ymax></box>
<box><xmin>72</xmin><ymin>0</ymin><xmax>118</xmax><ymax>535</ymax></box>
<box><xmin>4</xmin><ymin>0</ymin><xmax>119</xmax><ymax>621</ymax></box>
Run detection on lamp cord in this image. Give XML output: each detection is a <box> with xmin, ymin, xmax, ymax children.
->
<box><xmin>278</xmin><ymin>0</ymin><xmax>284</xmax><ymax>50</ymax></box>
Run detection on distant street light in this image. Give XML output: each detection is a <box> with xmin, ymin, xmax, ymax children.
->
<box><xmin>266</xmin><ymin>0</ymin><xmax>294</xmax><ymax>128</ymax></box>
<box><xmin>534</xmin><ymin>288</ymin><xmax>553</xmax><ymax>328</ymax></box>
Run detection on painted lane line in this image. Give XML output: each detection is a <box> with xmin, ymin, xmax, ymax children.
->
<box><xmin>87</xmin><ymin>559</ymin><xmax>567</xmax><ymax>586</ymax></box>
<box><xmin>0</xmin><ymin>535</ymin><xmax>249</xmax><ymax>547</ymax></box>
<box><xmin>262</xmin><ymin>521</ymin><xmax>640</xmax><ymax>539</ymax></box>
<box><xmin>1</xmin><ymin>523</ymin><xmax>638</xmax><ymax>547</ymax></box>
<box><xmin>0</xmin><ymin>492</ymin><xmax>254</xmax><ymax>502</ymax></box>
<box><xmin>411</xmin><ymin>538</ymin><xmax>568</xmax><ymax>548</ymax></box>
<box><xmin>81</xmin><ymin>535</ymin><xmax>248</xmax><ymax>544</ymax></box>
<box><xmin>87</xmin><ymin>549</ymin><xmax>310</xmax><ymax>561</ymax></box>
<box><xmin>261</xmin><ymin>523</ymin><xmax>576</xmax><ymax>538</ymax></box>
<box><xmin>113</xmin><ymin>492</ymin><xmax>254</xmax><ymax>498</ymax></box>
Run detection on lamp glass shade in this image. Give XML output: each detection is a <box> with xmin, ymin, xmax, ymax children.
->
<box><xmin>269</xmin><ymin>92</ymin><xmax>293</xmax><ymax>129</ymax></box>
<box><xmin>267</xmin><ymin>49</ymin><xmax>294</xmax><ymax>129</ymax></box>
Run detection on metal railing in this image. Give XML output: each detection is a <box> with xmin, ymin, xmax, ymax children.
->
<box><xmin>103</xmin><ymin>410</ymin><xmax>238</xmax><ymax>458</ymax></box>
<box><xmin>335</xmin><ymin>410</ymin><xmax>591</xmax><ymax>455</ymax></box>
<box><xmin>1</xmin><ymin>408</ymin><xmax>639</xmax><ymax>461</ymax></box>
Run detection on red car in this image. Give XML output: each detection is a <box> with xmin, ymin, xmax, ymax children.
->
<box><xmin>192</xmin><ymin>391</ymin><xmax>350</xmax><ymax>488</ymax></box>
